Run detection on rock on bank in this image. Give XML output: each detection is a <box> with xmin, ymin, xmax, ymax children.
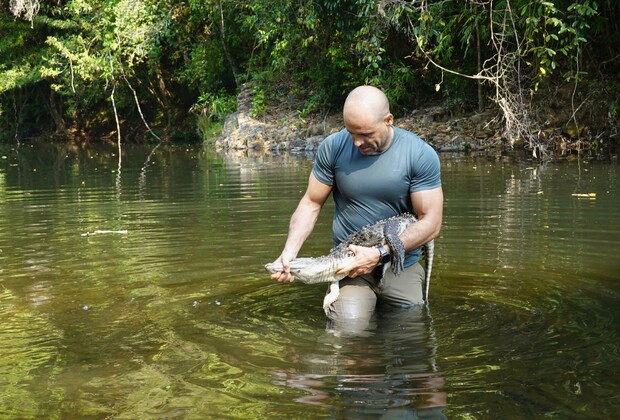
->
<box><xmin>215</xmin><ymin>85</ymin><xmax>505</xmax><ymax>154</ymax></box>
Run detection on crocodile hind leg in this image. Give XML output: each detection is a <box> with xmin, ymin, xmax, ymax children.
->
<box><xmin>322</xmin><ymin>282</ymin><xmax>340</xmax><ymax>315</ymax></box>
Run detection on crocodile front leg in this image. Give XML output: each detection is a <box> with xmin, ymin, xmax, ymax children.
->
<box><xmin>384</xmin><ymin>218</ymin><xmax>407</xmax><ymax>275</ymax></box>
<box><xmin>322</xmin><ymin>282</ymin><xmax>340</xmax><ymax>315</ymax></box>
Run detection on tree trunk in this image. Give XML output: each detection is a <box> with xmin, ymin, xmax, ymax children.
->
<box><xmin>475</xmin><ymin>18</ymin><xmax>484</xmax><ymax>112</ymax></box>
<box><xmin>48</xmin><ymin>89</ymin><xmax>66</xmax><ymax>134</ymax></box>
<box><xmin>218</xmin><ymin>0</ymin><xmax>240</xmax><ymax>88</ymax></box>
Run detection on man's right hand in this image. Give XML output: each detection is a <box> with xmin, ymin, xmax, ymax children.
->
<box><xmin>270</xmin><ymin>255</ymin><xmax>296</xmax><ymax>283</ymax></box>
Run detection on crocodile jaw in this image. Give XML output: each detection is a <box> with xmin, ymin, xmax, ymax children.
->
<box><xmin>265</xmin><ymin>254</ymin><xmax>355</xmax><ymax>284</ymax></box>
<box><xmin>289</xmin><ymin>257</ymin><xmax>350</xmax><ymax>283</ymax></box>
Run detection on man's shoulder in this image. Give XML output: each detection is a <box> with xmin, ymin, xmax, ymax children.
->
<box><xmin>317</xmin><ymin>128</ymin><xmax>352</xmax><ymax>157</ymax></box>
<box><xmin>323</xmin><ymin>128</ymin><xmax>350</xmax><ymax>144</ymax></box>
<box><xmin>393</xmin><ymin>127</ymin><xmax>427</xmax><ymax>145</ymax></box>
<box><xmin>393</xmin><ymin>127</ymin><xmax>438</xmax><ymax>155</ymax></box>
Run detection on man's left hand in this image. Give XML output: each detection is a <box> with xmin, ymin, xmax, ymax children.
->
<box><xmin>335</xmin><ymin>244</ymin><xmax>381</xmax><ymax>278</ymax></box>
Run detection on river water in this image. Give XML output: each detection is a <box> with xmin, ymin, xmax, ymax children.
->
<box><xmin>0</xmin><ymin>143</ymin><xmax>618</xmax><ymax>418</ymax></box>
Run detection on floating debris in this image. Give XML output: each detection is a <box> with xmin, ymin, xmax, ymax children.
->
<box><xmin>81</xmin><ymin>230</ymin><xmax>128</xmax><ymax>236</ymax></box>
<box><xmin>571</xmin><ymin>193</ymin><xmax>597</xmax><ymax>200</ymax></box>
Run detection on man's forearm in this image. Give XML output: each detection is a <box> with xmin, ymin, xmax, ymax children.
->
<box><xmin>282</xmin><ymin>199</ymin><xmax>322</xmax><ymax>258</ymax></box>
<box><xmin>398</xmin><ymin>216</ymin><xmax>441</xmax><ymax>253</ymax></box>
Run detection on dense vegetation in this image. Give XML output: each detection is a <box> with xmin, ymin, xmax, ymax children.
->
<box><xmin>1</xmin><ymin>0</ymin><xmax>619</xmax><ymax>151</ymax></box>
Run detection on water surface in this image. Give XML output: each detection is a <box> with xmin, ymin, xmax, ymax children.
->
<box><xmin>0</xmin><ymin>143</ymin><xmax>618</xmax><ymax>418</ymax></box>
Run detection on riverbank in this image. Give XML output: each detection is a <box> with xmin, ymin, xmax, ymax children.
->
<box><xmin>214</xmin><ymin>85</ymin><xmax>619</xmax><ymax>160</ymax></box>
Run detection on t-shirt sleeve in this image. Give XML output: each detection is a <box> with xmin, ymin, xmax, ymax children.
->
<box><xmin>312</xmin><ymin>134</ymin><xmax>336</xmax><ymax>186</ymax></box>
<box><xmin>410</xmin><ymin>143</ymin><xmax>442</xmax><ymax>192</ymax></box>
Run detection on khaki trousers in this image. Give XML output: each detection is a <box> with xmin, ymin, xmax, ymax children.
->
<box><xmin>325</xmin><ymin>262</ymin><xmax>426</xmax><ymax>333</ymax></box>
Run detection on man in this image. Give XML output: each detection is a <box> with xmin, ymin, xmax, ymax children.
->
<box><xmin>269</xmin><ymin>85</ymin><xmax>443</xmax><ymax>329</ymax></box>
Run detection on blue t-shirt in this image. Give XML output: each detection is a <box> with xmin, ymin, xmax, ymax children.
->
<box><xmin>313</xmin><ymin>127</ymin><xmax>441</xmax><ymax>266</ymax></box>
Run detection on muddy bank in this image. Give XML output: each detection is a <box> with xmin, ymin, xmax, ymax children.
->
<box><xmin>214</xmin><ymin>87</ymin><xmax>619</xmax><ymax>160</ymax></box>
<box><xmin>214</xmin><ymin>103</ymin><xmax>502</xmax><ymax>154</ymax></box>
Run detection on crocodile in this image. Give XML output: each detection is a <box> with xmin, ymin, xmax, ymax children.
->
<box><xmin>265</xmin><ymin>213</ymin><xmax>434</xmax><ymax>314</ymax></box>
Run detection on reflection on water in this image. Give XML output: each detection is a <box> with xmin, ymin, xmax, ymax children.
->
<box><xmin>271</xmin><ymin>307</ymin><xmax>446</xmax><ymax>418</ymax></box>
<box><xmin>0</xmin><ymin>143</ymin><xmax>619</xmax><ymax>418</ymax></box>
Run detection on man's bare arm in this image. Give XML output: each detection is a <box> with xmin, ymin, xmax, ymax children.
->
<box><xmin>400</xmin><ymin>186</ymin><xmax>444</xmax><ymax>251</ymax></box>
<box><xmin>270</xmin><ymin>173</ymin><xmax>333</xmax><ymax>283</ymax></box>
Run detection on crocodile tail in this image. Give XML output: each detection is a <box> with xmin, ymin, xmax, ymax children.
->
<box><xmin>423</xmin><ymin>240</ymin><xmax>434</xmax><ymax>301</ymax></box>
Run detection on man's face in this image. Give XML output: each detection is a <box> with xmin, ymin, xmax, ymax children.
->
<box><xmin>344</xmin><ymin>113</ymin><xmax>394</xmax><ymax>155</ymax></box>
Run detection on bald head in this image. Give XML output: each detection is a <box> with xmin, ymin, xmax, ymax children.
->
<box><xmin>342</xmin><ymin>86</ymin><xmax>395</xmax><ymax>154</ymax></box>
<box><xmin>343</xmin><ymin>86</ymin><xmax>391</xmax><ymax>123</ymax></box>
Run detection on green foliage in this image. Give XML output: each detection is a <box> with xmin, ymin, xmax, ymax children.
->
<box><xmin>0</xmin><ymin>0</ymin><xmax>619</xmax><ymax>143</ymax></box>
<box><xmin>192</xmin><ymin>91</ymin><xmax>237</xmax><ymax>122</ymax></box>
<box><xmin>2</xmin><ymin>0</ymin><xmax>222</xmax><ymax>140</ymax></box>
<box><xmin>0</xmin><ymin>63</ymin><xmax>40</xmax><ymax>94</ymax></box>
<box><xmin>192</xmin><ymin>90</ymin><xmax>237</xmax><ymax>142</ymax></box>
<box><xmin>298</xmin><ymin>89</ymin><xmax>330</xmax><ymax>119</ymax></box>
<box><xmin>520</xmin><ymin>0</ymin><xmax>599</xmax><ymax>88</ymax></box>
<box><xmin>250</xmin><ymin>89</ymin><xmax>267</xmax><ymax>119</ymax></box>
<box><xmin>0</xmin><ymin>15</ymin><xmax>47</xmax><ymax>94</ymax></box>
<box><xmin>197</xmin><ymin>118</ymin><xmax>224</xmax><ymax>144</ymax></box>
<box><xmin>240</xmin><ymin>0</ymin><xmax>388</xmax><ymax>111</ymax></box>
<box><xmin>169</xmin><ymin>1</ymin><xmax>239</xmax><ymax>94</ymax></box>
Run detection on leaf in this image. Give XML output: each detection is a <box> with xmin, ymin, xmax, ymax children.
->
<box><xmin>571</xmin><ymin>193</ymin><xmax>596</xmax><ymax>199</ymax></box>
